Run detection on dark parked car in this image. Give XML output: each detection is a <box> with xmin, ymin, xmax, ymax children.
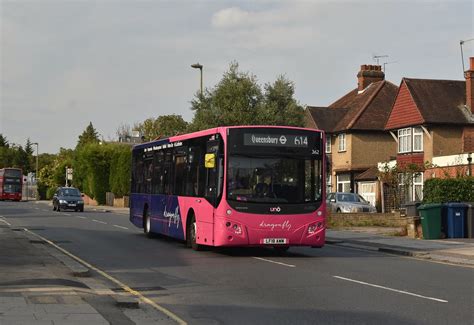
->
<box><xmin>327</xmin><ymin>192</ymin><xmax>376</xmax><ymax>213</ymax></box>
<box><xmin>52</xmin><ymin>187</ymin><xmax>84</xmax><ymax>212</ymax></box>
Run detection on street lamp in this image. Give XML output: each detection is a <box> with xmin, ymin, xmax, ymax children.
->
<box><xmin>32</xmin><ymin>142</ymin><xmax>39</xmax><ymax>182</ymax></box>
<box><xmin>191</xmin><ymin>63</ymin><xmax>203</xmax><ymax>98</ymax></box>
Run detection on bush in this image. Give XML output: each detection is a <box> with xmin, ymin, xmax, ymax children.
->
<box><xmin>423</xmin><ymin>177</ymin><xmax>474</xmax><ymax>203</ymax></box>
<box><xmin>109</xmin><ymin>145</ymin><xmax>131</xmax><ymax>197</ymax></box>
<box><xmin>46</xmin><ymin>187</ymin><xmax>56</xmax><ymax>200</ymax></box>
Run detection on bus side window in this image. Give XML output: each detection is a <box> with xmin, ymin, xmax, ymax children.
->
<box><xmin>163</xmin><ymin>149</ymin><xmax>173</xmax><ymax>195</ymax></box>
<box><xmin>152</xmin><ymin>150</ymin><xmax>164</xmax><ymax>194</ymax></box>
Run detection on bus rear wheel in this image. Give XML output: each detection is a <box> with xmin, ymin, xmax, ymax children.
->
<box><xmin>143</xmin><ymin>208</ymin><xmax>152</xmax><ymax>238</ymax></box>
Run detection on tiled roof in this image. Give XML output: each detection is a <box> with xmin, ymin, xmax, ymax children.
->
<box><xmin>404</xmin><ymin>78</ymin><xmax>471</xmax><ymax>125</ymax></box>
<box><xmin>306</xmin><ymin>106</ymin><xmax>349</xmax><ymax>131</ymax></box>
<box><xmin>354</xmin><ymin>166</ymin><xmax>379</xmax><ymax>181</ymax></box>
<box><xmin>307</xmin><ymin>80</ymin><xmax>398</xmax><ymax>133</ymax></box>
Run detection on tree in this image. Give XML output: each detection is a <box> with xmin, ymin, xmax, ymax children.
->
<box><xmin>189</xmin><ymin>62</ymin><xmax>305</xmax><ymax>131</ymax></box>
<box><xmin>0</xmin><ymin>134</ymin><xmax>9</xmax><ymax>148</ymax></box>
<box><xmin>25</xmin><ymin>138</ymin><xmax>34</xmax><ymax>155</ymax></box>
<box><xmin>116</xmin><ymin>123</ymin><xmax>132</xmax><ymax>142</ymax></box>
<box><xmin>261</xmin><ymin>76</ymin><xmax>305</xmax><ymax>127</ymax></box>
<box><xmin>190</xmin><ymin>62</ymin><xmax>264</xmax><ymax>131</ymax></box>
<box><xmin>135</xmin><ymin>115</ymin><xmax>188</xmax><ymax>141</ymax></box>
<box><xmin>76</xmin><ymin>122</ymin><xmax>100</xmax><ymax>149</ymax></box>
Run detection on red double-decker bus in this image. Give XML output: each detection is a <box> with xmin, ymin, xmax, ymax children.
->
<box><xmin>0</xmin><ymin>168</ymin><xmax>23</xmax><ymax>201</ymax></box>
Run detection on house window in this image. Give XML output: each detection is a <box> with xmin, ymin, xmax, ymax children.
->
<box><xmin>413</xmin><ymin>127</ymin><xmax>423</xmax><ymax>152</ymax></box>
<box><xmin>398</xmin><ymin>127</ymin><xmax>424</xmax><ymax>153</ymax></box>
<box><xmin>325</xmin><ymin>137</ymin><xmax>331</xmax><ymax>153</ymax></box>
<box><xmin>336</xmin><ymin>173</ymin><xmax>351</xmax><ymax>192</ymax></box>
<box><xmin>338</xmin><ymin>133</ymin><xmax>346</xmax><ymax>152</ymax></box>
<box><xmin>398</xmin><ymin>128</ymin><xmax>412</xmax><ymax>153</ymax></box>
<box><xmin>398</xmin><ymin>172</ymin><xmax>423</xmax><ymax>203</ymax></box>
<box><xmin>413</xmin><ymin>173</ymin><xmax>423</xmax><ymax>201</ymax></box>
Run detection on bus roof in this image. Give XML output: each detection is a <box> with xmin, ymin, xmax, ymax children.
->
<box><xmin>132</xmin><ymin>125</ymin><xmax>323</xmax><ymax>151</ymax></box>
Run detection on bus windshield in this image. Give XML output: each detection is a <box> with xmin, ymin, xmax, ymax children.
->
<box><xmin>227</xmin><ymin>155</ymin><xmax>322</xmax><ymax>204</ymax></box>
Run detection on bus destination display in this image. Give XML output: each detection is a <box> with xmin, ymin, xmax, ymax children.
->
<box><xmin>243</xmin><ymin>133</ymin><xmax>308</xmax><ymax>148</ymax></box>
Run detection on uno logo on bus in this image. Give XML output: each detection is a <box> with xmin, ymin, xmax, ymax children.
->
<box><xmin>269</xmin><ymin>206</ymin><xmax>281</xmax><ymax>213</ymax></box>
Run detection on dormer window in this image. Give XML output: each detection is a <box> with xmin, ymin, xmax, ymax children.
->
<box><xmin>398</xmin><ymin>127</ymin><xmax>423</xmax><ymax>153</ymax></box>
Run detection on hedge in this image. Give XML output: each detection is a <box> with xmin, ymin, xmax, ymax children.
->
<box><xmin>423</xmin><ymin>177</ymin><xmax>474</xmax><ymax>203</ymax></box>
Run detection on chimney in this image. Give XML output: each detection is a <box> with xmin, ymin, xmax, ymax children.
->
<box><xmin>465</xmin><ymin>57</ymin><xmax>474</xmax><ymax>114</ymax></box>
<box><xmin>357</xmin><ymin>64</ymin><xmax>385</xmax><ymax>91</ymax></box>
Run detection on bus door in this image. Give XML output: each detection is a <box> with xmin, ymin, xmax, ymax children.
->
<box><xmin>190</xmin><ymin>137</ymin><xmax>223</xmax><ymax>245</ymax></box>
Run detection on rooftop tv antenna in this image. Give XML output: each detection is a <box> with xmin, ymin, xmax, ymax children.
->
<box><xmin>372</xmin><ymin>54</ymin><xmax>389</xmax><ymax>65</ymax></box>
<box><xmin>383</xmin><ymin>61</ymin><xmax>398</xmax><ymax>72</ymax></box>
<box><xmin>460</xmin><ymin>38</ymin><xmax>474</xmax><ymax>73</ymax></box>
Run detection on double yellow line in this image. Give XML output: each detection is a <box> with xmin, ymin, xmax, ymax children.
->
<box><xmin>26</xmin><ymin>228</ymin><xmax>187</xmax><ymax>325</ymax></box>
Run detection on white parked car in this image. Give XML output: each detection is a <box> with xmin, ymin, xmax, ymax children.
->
<box><xmin>327</xmin><ymin>192</ymin><xmax>377</xmax><ymax>213</ymax></box>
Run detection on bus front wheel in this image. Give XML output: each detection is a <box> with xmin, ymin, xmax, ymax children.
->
<box><xmin>187</xmin><ymin>216</ymin><xmax>203</xmax><ymax>251</ymax></box>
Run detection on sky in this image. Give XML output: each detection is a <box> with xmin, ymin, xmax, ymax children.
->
<box><xmin>1</xmin><ymin>0</ymin><xmax>473</xmax><ymax>154</ymax></box>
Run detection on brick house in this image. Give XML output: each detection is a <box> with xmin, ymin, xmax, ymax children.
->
<box><xmin>383</xmin><ymin>57</ymin><xmax>474</xmax><ymax>205</ymax></box>
<box><xmin>306</xmin><ymin>64</ymin><xmax>398</xmax><ymax>208</ymax></box>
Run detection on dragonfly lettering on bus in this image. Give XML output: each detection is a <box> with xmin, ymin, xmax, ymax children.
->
<box><xmin>163</xmin><ymin>206</ymin><xmax>181</xmax><ymax>228</ymax></box>
<box><xmin>259</xmin><ymin>220</ymin><xmax>291</xmax><ymax>231</ymax></box>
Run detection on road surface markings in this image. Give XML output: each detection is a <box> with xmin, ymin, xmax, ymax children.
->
<box><xmin>333</xmin><ymin>276</ymin><xmax>448</xmax><ymax>303</ymax></box>
<box><xmin>92</xmin><ymin>219</ymin><xmax>107</xmax><ymax>224</ymax></box>
<box><xmin>35</xmin><ymin>208</ymin><xmax>40</xmax><ymax>210</ymax></box>
<box><xmin>113</xmin><ymin>225</ymin><xmax>129</xmax><ymax>230</ymax></box>
<box><xmin>24</xmin><ymin>229</ymin><xmax>187</xmax><ymax>325</ymax></box>
<box><xmin>0</xmin><ymin>218</ymin><xmax>11</xmax><ymax>226</ymax></box>
<box><xmin>252</xmin><ymin>257</ymin><xmax>296</xmax><ymax>268</ymax></box>
<box><xmin>64</xmin><ymin>213</ymin><xmax>72</xmax><ymax>216</ymax></box>
<box><xmin>42</xmin><ymin>209</ymin><xmax>49</xmax><ymax>212</ymax></box>
<box><xmin>76</xmin><ymin>216</ymin><xmax>87</xmax><ymax>219</ymax></box>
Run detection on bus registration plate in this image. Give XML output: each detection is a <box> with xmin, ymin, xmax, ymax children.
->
<box><xmin>263</xmin><ymin>238</ymin><xmax>288</xmax><ymax>245</ymax></box>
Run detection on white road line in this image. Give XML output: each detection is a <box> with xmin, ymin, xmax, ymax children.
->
<box><xmin>252</xmin><ymin>257</ymin><xmax>296</xmax><ymax>268</ymax></box>
<box><xmin>76</xmin><ymin>216</ymin><xmax>87</xmax><ymax>219</ymax></box>
<box><xmin>64</xmin><ymin>214</ymin><xmax>72</xmax><ymax>216</ymax></box>
<box><xmin>92</xmin><ymin>219</ymin><xmax>107</xmax><ymax>225</ymax></box>
<box><xmin>35</xmin><ymin>208</ymin><xmax>40</xmax><ymax>210</ymax></box>
<box><xmin>333</xmin><ymin>276</ymin><xmax>448</xmax><ymax>303</ymax></box>
<box><xmin>113</xmin><ymin>225</ymin><xmax>128</xmax><ymax>230</ymax></box>
<box><xmin>0</xmin><ymin>218</ymin><xmax>11</xmax><ymax>226</ymax></box>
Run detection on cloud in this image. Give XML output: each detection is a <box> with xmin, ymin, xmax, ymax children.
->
<box><xmin>212</xmin><ymin>7</ymin><xmax>251</xmax><ymax>29</ymax></box>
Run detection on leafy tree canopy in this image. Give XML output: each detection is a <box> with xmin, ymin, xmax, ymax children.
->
<box><xmin>189</xmin><ymin>62</ymin><xmax>305</xmax><ymax>131</ymax></box>
<box><xmin>135</xmin><ymin>114</ymin><xmax>188</xmax><ymax>141</ymax></box>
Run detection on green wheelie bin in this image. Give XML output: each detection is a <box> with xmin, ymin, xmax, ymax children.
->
<box><xmin>418</xmin><ymin>203</ymin><xmax>443</xmax><ymax>239</ymax></box>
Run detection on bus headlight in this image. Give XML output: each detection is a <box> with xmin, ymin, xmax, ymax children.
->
<box><xmin>232</xmin><ymin>224</ymin><xmax>242</xmax><ymax>235</ymax></box>
<box><xmin>307</xmin><ymin>222</ymin><xmax>324</xmax><ymax>235</ymax></box>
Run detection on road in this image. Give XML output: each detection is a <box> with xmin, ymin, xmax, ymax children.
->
<box><xmin>1</xmin><ymin>201</ymin><xmax>473</xmax><ymax>325</ymax></box>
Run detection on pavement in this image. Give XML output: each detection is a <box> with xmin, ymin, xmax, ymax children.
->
<box><xmin>0</xmin><ymin>201</ymin><xmax>177</xmax><ymax>325</ymax></box>
<box><xmin>326</xmin><ymin>228</ymin><xmax>474</xmax><ymax>266</ymax></box>
<box><xmin>1</xmin><ymin>201</ymin><xmax>473</xmax><ymax>323</ymax></box>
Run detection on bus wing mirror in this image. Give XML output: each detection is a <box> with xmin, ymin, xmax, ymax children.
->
<box><xmin>205</xmin><ymin>153</ymin><xmax>216</xmax><ymax>169</ymax></box>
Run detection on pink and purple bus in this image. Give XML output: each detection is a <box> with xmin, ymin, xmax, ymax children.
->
<box><xmin>130</xmin><ymin>126</ymin><xmax>326</xmax><ymax>251</ymax></box>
